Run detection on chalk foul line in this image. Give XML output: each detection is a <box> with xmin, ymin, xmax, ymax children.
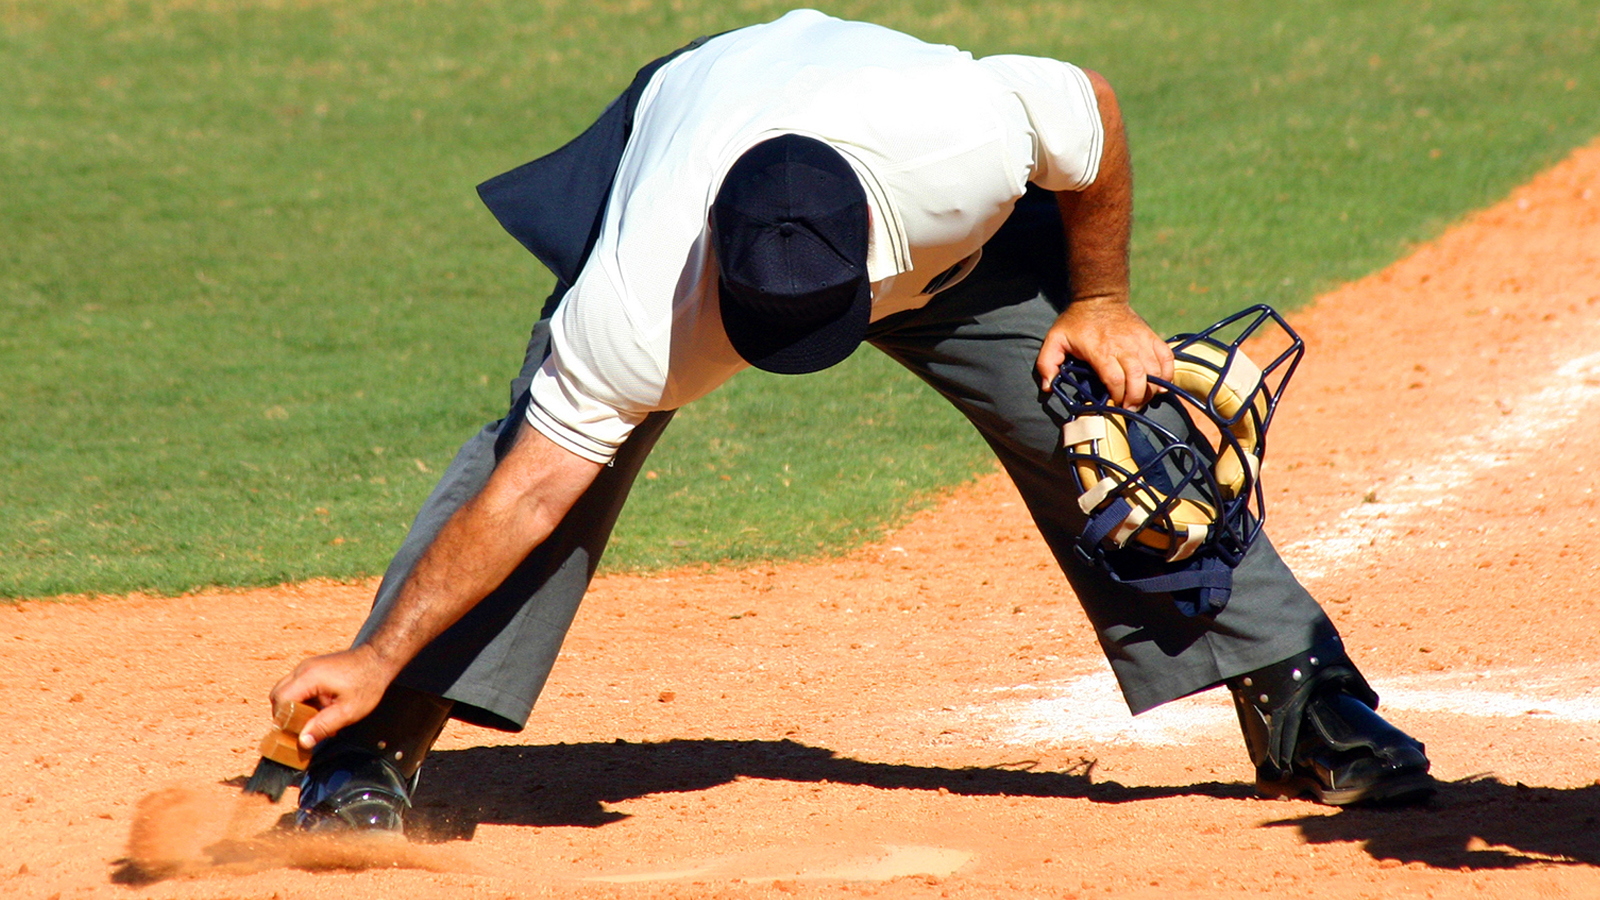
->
<box><xmin>960</xmin><ymin>666</ymin><xmax>1600</xmax><ymax>748</ymax></box>
<box><xmin>1281</xmin><ymin>343</ymin><xmax>1600</xmax><ymax>580</ymax></box>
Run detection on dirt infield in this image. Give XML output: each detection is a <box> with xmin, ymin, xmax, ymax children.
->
<box><xmin>4</xmin><ymin>139</ymin><xmax>1600</xmax><ymax>899</ymax></box>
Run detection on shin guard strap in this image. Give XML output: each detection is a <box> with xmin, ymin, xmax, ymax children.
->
<box><xmin>314</xmin><ymin>684</ymin><xmax>453</xmax><ymax>780</ymax></box>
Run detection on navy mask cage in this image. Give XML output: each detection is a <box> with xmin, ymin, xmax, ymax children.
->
<box><xmin>1049</xmin><ymin>305</ymin><xmax>1304</xmax><ymax>617</ymax></box>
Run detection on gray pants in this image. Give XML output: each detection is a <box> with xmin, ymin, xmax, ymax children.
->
<box><xmin>362</xmin><ymin>192</ymin><xmax>1334</xmax><ymax>731</ymax></box>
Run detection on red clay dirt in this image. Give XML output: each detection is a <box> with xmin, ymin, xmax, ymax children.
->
<box><xmin>5</xmin><ymin>139</ymin><xmax>1600</xmax><ymax>899</ymax></box>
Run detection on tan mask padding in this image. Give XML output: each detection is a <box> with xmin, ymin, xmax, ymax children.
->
<box><xmin>1167</xmin><ymin>341</ymin><xmax>1267</xmax><ymax>496</ymax></box>
<box><xmin>1064</xmin><ymin>341</ymin><xmax>1267</xmax><ymax>561</ymax></box>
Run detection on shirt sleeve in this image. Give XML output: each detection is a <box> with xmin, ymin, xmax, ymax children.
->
<box><xmin>977</xmin><ymin>55</ymin><xmax>1104</xmax><ymax>192</ymax></box>
<box><xmin>525</xmin><ymin>353</ymin><xmax>646</xmax><ymax>464</ymax></box>
<box><xmin>521</xmin><ymin>257</ymin><xmax>665</xmax><ymax>465</ymax></box>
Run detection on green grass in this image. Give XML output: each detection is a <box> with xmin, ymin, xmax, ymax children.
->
<box><xmin>3</xmin><ymin>0</ymin><xmax>1598</xmax><ymax>597</ymax></box>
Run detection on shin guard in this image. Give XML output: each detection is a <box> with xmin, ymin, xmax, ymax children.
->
<box><xmin>1229</xmin><ymin>636</ymin><xmax>1432</xmax><ymax>805</ymax></box>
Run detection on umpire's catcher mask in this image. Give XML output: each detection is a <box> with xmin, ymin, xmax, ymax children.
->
<box><xmin>1049</xmin><ymin>305</ymin><xmax>1304</xmax><ymax>617</ymax></box>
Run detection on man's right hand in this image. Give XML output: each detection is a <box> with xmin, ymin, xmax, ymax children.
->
<box><xmin>269</xmin><ymin>644</ymin><xmax>398</xmax><ymax>750</ymax></box>
<box><xmin>265</xmin><ymin>425</ymin><xmax>608</xmax><ymax>751</ymax></box>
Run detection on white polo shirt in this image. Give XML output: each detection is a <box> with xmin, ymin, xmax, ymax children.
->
<box><xmin>526</xmin><ymin>9</ymin><xmax>1105</xmax><ymax>462</ymax></box>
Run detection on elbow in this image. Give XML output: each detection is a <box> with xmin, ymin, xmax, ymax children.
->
<box><xmin>1080</xmin><ymin>68</ymin><xmax>1122</xmax><ymax>120</ymax></box>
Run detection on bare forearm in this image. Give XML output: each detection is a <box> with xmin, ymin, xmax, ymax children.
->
<box><xmin>270</xmin><ymin>425</ymin><xmax>604</xmax><ymax>746</ymax></box>
<box><xmin>1036</xmin><ymin>69</ymin><xmax>1171</xmax><ymax>405</ymax></box>
<box><xmin>359</xmin><ymin>471</ymin><xmax>569</xmax><ymax>676</ymax></box>
<box><xmin>360</xmin><ymin>426</ymin><xmax>603</xmax><ymax>673</ymax></box>
<box><xmin>1056</xmin><ymin>68</ymin><xmax>1132</xmax><ymax>307</ymax></box>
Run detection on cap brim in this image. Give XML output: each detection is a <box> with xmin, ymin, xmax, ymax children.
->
<box><xmin>720</xmin><ymin>275</ymin><xmax>871</xmax><ymax>375</ymax></box>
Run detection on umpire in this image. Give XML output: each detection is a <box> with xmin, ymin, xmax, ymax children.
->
<box><xmin>272</xmin><ymin>10</ymin><xmax>1432</xmax><ymax>834</ymax></box>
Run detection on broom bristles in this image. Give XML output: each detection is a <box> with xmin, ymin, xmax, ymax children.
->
<box><xmin>241</xmin><ymin>756</ymin><xmax>303</xmax><ymax>803</ymax></box>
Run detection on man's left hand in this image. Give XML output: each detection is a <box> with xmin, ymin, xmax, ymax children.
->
<box><xmin>1037</xmin><ymin>298</ymin><xmax>1174</xmax><ymax>408</ymax></box>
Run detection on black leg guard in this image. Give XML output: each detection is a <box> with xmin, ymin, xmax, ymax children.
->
<box><xmin>296</xmin><ymin>685</ymin><xmax>454</xmax><ymax>835</ymax></box>
<box><xmin>1229</xmin><ymin>636</ymin><xmax>1434</xmax><ymax>806</ymax></box>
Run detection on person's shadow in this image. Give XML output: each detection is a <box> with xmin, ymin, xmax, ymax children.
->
<box><xmin>410</xmin><ymin>737</ymin><xmax>1249</xmax><ymax>835</ymax></box>
<box><xmin>412</xmin><ymin>739</ymin><xmax>1600</xmax><ymax>870</ymax></box>
<box><xmin>1265</xmin><ymin>775</ymin><xmax>1600</xmax><ymax>869</ymax></box>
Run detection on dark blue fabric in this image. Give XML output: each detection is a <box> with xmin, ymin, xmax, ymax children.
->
<box><xmin>476</xmin><ymin>36</ymin><xmax>715</xmax><ymax>320</ymax></box>
<box><xmin>1122</xmin><ymin>560</ymin><xmax>1232</xmax><ymax>594</ymax></box>
<box><xmin>1081</xmin><ymin>497</ymin><xmax>1134</xmax><ymax>551</ymax></box>
<box><xmin>711</xmin><ymin>135</ymin><xmax>872</xmax><ymax>374</ymax></box>
<box><xmin>1089</xmin><ymin>543</ymin><xmax>1233</xmax><ymax>618</ymax></box>
<box><xmin>1121</xmin><ymin>415</ymin><xmax>1178</xmax><ymax>495</ymax></box>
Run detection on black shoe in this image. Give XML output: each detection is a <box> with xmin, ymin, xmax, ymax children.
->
<box><xmin>1231</xmin><ymin>636</ymin><xmax>1435</xmax><ymax>806</ymax></box>
<box><xmin>290</xmin><ymin>685</ymin><xmax>454</xmax><ymax>836</ymax></box>
<box><xmin>1255</xmin><ymin>690</ymin><xmax>1435</xmax><ymax>806</ymax></box>
<box><xmin>295</xmin><ymin>748</ymin><xmax>412</xmax><ymax>836</ymax></box>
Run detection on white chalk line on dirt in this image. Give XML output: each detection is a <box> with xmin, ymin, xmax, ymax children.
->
<box><xmin>1280</xmin><ymin>344</ymin><xmax>1600</xmax><ymax>580</ymax></box>
<box><xmin>966</xmin><ymin>667</ymin><xmax>1600</xmax><ymax>748</ymax></box>
<box><xmin>586</xmin><ymin>845</ymin><xmax>974</xmax><ymax>885</ymax></box>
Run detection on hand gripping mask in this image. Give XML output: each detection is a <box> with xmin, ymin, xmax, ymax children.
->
<box><xmin>1049</xmin><ymin>305</ymin><xmax>1304</xmax><ymax>617</ymax></box>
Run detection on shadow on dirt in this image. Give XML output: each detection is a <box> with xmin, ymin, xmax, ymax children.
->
<box><xmin>416</xmin><ymin>742</ymin><xmax>1600</xmax><ymax>869</ymax></box>
<box><xmin>1264</xmin><ymin>775</ymin><xmax>1600</xmax><ymax>869</ymax></box>
<box><xmin>411</xmin><ymin>737</ymin><xmax>1255</xmax><ymax>840</ymax></box>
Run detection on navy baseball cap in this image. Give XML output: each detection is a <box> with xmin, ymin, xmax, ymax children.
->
<box><xmin>712</xmin><ymin>134</ymin><xmax>871</xmax><ymax>375</ymax></box>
